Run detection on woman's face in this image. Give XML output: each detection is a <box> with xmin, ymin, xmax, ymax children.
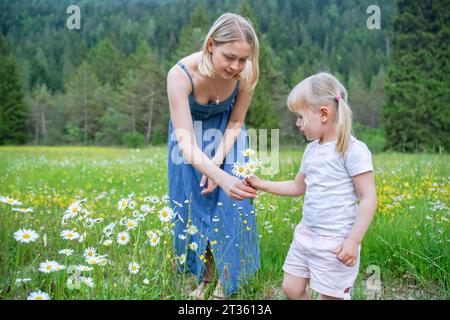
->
<box><xmin>209</xmin><ymin>40</ymin><xmax>251</xmax><ymax>79</ymax></box>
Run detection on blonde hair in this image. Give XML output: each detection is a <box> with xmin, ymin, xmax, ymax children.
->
<box><xmin>199</xmin><ymin>13</ymin><xmax>260</xmax><ymax>90</ymax></box>
<box><xmin>287</xmin><ymin>72</ymin><xmax>353</xmax><ymax>154</ymax></box>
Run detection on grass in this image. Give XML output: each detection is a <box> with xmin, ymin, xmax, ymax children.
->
<box><xmin>0</xmin><ymin>146</ymin><xmax>448</xmax><ymax>300</ymax></box>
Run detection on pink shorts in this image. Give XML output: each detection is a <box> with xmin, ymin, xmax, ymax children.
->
<box><xmin>282</xmin><ymin>223</ymin><xmax>360</xmax><ymax>299</ymax></box>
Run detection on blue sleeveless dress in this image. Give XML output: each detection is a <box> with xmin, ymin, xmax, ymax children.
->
<box><xmin>168</xmin><ymin>62</ymin><xmax>260</xmax><ymax>296</ymax></box>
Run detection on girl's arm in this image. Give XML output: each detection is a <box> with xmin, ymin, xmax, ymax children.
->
<box><xmin>334</xmin><ymin>171</ymin><xmax>377</xmax><ymax>266</ymax></box>
<box><xmin>167</xmin><ymin>66</ymin><xmax>256</xmax><ymax>200</ymax></box>
<box><xmin>246</xmin><ymin>170</ymin><xmax>306</xmax><ymax>197</ymax></box>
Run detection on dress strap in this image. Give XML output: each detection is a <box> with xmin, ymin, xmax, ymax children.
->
<box><xmin>177</xmin><ymin>61</ymin><xmax>195</xmax><ymax>94</ymax></box>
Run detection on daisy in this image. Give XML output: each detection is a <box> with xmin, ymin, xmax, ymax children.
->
<box><xmin>242</xmin><ymin>148</ymin><xmax>256</xmax><ymax>157</ymax></box>
<box><xmin>65</xmin><ymin>201</ymin><xmax>82</xmax><ymax>218</ymax></box>
<box><xmin>128</xmin><ymin>262</ymin><xmax>140</xmax><ymax>274</ymax></box>
<box><xmin>77</xmin><ymin>265</ymin><xmax>93</xmax><ymax>272</ymax></box>
<box><xmin>128</xmin><ymin>200</ymin><xmax>136</xmax><ymax>209</ymax></box>
<box><xmin>86</xmin><ymin>256</ymin><xmax>101</xmax><ymax>265</ymax></box>
<box><xmin>39</xmin><ymin>260</ymin><xmax>58</xmax><ymax>273</ymax></box>
<box><xmin>14</xmin><ymin>229</ymin><xmax>39</xmax><ymax>243</ymax></box>
<box><xmin>149</xmin><ymin>234</ymin><xmax>160</xmax><ymax>247</ymax></box>
<box><xmin>179</xmin><ymin>254</ymin><xmax>186</xmax><ymax>265</ymax></box>
<box><xmin>125</xmin><ymin>219</ymin><xmax>138</xmax><ymax>230</ymax></box>
<box><xmin>59</xmin><ymin>249</ymin><xmax>74</xmax><ymax>256</ymax></box>
<box><xmin>103</xmin><ymin>222</ymin><xmax>116</xmax><ymax>237</ymax></box>
<box><xmin>118</xmin><ymin>198</ymin><xmax>128</xmax><ymax>211</ymax></box>
<box><xmin>83</xmin><ymin>247</ymin><xmax>97</xmax><ymax>259</ymax></box>
<box><xmin>54</xmin><ymin>264</ymin><xmax>65</xmax><ymax>271</ymax></box>
<box><xmin>187</xmin><ymin>225</ymin><xmax>198</xmax><ymax>235</ymax></box>
<box><xmin>27</xmin><ymin>290</ymin><xmax>51</xmax><ymax>300</ymax></box>
<box><xmin>149</xmin><ymin>196</ymin><xmax>159</xmax><ymax>204</ymax></box>
<box><xmin>143</xmin><ymin>278</ymin><xmax>150</xmax><ymax>285</ymax></box>
<box><xmin>103</xmin><ymin>239</ymin><xmax>113</xmax><ymax>246</ymax></box>
<box><xmin>15</xmin><ymin>278</ymin><xmax>32</xmax><ymax>284</ymax></box>
<box><xmin>12</xmin><ymin>207</ymin><xmax>33</xmax><ymax>213</ymax></box>
<box><xmin>158</xmin><ymin>207</ymin><xmax>174</xmax><ymax>223</ymax></box>
<box><xmin>189</xmin><ymin>242</ymin><xmax>198</xmax><ymax>251</ymax></box>
<box><xmin>232</xmin><ymin>162</ymin><xmax>246</xmax><ymax>178</ymax></box>
<box><xmin>80</xmin><ymin>276</ymin><xmax>94</xmax><ymax>288</ymax></box>
<box><xmin>0</xmin><ymin>196</ymin><xmax>23</xmax><ymax>206</ymax></box>
<box><xmin>61</xmin><ymin>230</ymin><xmax>80</xmax><ymax>241</ymax></box>
<box><xmin>117</xmin><ymin>231</ymin><xmax>130</xmax><ymax>245</ymax></box>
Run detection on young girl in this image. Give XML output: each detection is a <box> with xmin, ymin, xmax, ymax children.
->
<box><xmin>247</xmin><ymin>72</ymin><xmax>377</xmax><ymax>300</ymax></box>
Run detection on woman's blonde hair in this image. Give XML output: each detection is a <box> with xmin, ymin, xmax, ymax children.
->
<box><xmin>199</xmin><ymin>13</ymin><xmax>259</xmax><ymax>90</ymax></box>
<box><xmin>287</xmin><ymin>72</ymin><xmax>353</xmax><ymax>154</ymax></box>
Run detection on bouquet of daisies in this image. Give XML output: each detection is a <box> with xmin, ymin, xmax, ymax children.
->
<box><xmin>231</xmin><ymin>148</ymin><xmax>261</xmax><ymax>179</ymax></box>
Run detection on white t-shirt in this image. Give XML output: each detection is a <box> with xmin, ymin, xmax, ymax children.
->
<box><xmin>299</xmin><ymin>136</ymin><xmax>373</xmax><ymax>237</ymax></box>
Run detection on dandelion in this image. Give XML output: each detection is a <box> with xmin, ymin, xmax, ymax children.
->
<box><xmin>117</xmin><ymin>231</ymin><xmax>130</xmax><ymax>245</ymax></box>
<box><xmin>58</xmin><ymin>249</ymin><xmax>74</xmax><ymax>256</ymax></box>
<box><xmin>158</xmin><ymin>207</ymin><xmax>174</xmax><ymax>223</ymax></box>
<box><xmin>14</xmin><ymin>229</ymin><xmax>39</xmax><ymax>243</ymax></box>
<box><xmin>128</xmin><ymin>262</ymin><xmax>140</xmax><ymax>274</ymax></box>
<box><xmin>27</xmin><ymin>290</ymin><xmax>51</xmax><ymax>300</ymax></box>
<box><xmin>0</xmin><ymin>196</ymin><xmax>23</xmax><ymax>206</ymax></box>
<box><xmin>83</xmin><ymin>247</ymin><xmax>97</xmax><ymax>259</ymax></box>
<box><xmin>118</xmin><ymin>198</ymin><xmax>128</xmax><ymax>211</ymax></box>
<box><xmin>61</xmin><ymin>230</ymin><xmax>80</xmax><ymax>241</ymax></box>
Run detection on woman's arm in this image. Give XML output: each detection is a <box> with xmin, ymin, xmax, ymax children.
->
<box><xmin>246</xmin><ymin>171</ymin><xmax>306</xmax><ymax>197</ymax></box>
<box><xmin>167</xmin><ymin>66</ymin><xmax>256</xmax><ymax>200</ymax></box>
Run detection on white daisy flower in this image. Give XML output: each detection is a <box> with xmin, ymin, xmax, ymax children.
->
<box><xmin>80</xmin><ymin>276</ymin><xmax>94</xmax><ymax>288</ymax></box>
<box><xmin>0</xmin><ymin>196</ymin><xmax>23</xmax><ymax>206</ymax></box>
<box><xmin>178</xmin><ymin>234</ymin><xmax>186</xmax><ymax>240</ymax></box>
<box><xmin>149</xmin><ymin>196</ymin><xmax>159</xmax><ymax>204</ymax></box>
<box><xmin>38</xmin><ymin>260</ymin><xmax>58</xmax><ymax>273</ymax></box>
<box><xmin>54</xmin><ymin>264</ymin><xmax>65</xmax><ymax>271</ymax></box>
<box><xmin>128</xmin><ymin>200</ymin><xmax>136</xmax><ymax>209</ymax></box>
<box><xmin>179</xmin><ymin>254</ymin><xmax>186</xmax><ymax>265</ymax></box>
<box><xmin>158</xmin><ymin>207</ymin><xmax>174</xmax><ymax>223</ymax></box>
<box><xmin>86</xmin><ymin>256</ymin><xmax>101</xmax><ymax>265</ymax></box>
<box><xmin>103</xmin><ymin>239</ymin><xmax>113</xmax><ymax>246</ymax></box>
<box><xmin>15</xmin><ymin>278</ymin><xmax>32</xmax><ymax>284</ymax></box>
<box><xmin>61</xmin><ymin>230</ymin><xmax>80</xmax><ymax>241</ymax></box>
<box><xmin>128</xmin><ymin>262</ymin><xmax>140</xmax><ymax>274</ymax></box>
<box><xmin>103</xmin><ymin>222</ymin><xmax>116</xmax><ymax>237</ymax></box>
<box><xmin>242</xmin><ymin>148</ymin><xmax>256</xmax><ymax>157</ymax></box>
<box><xmin>118</xmin><ymin>198</ymin><xmax>128</xmax><ymax>211</ymax></box>
<box><xmin>149</xmin><ymin>234</ymin><xmax>160</xmax><ymax>247</ymax></box>
<box><xmin>65</xmin><ymin>200</ymin><xmax>82</xmax><ymax>218</ymax></box>
<box><xmin>125</xmin><ymin>219</ymin><xmax>138</xmax><ymax>230</ymax></box>
<box><xmin>77</xmin><ymin>265</ymin><xmax>93</xmax><ymax>272</ymax></box>
<box><xmin>83</xmin><ymin>247</ymin><xmax>97</xmax><ymax>259</ymax></box>
<box><xmin>189</xmin><ymin>242</ymin><xmax>198</xmax><ymax>251</ymax></box>
<box><xmin>27</xmin><ymin>290</ymin><xmax>51</xmax><ymax>300</ymax></box>
<box><xmin>143</xmin><ymin>278</ymin><xmax>150</xmax><ymax>285</ymax></box>
<box><xmin>14</xmin><ymin>229</ymin><xmax>39</xmax><ymax>243</ymax></box>
<box><xmin>232</xmin><ymin>162</ymin><xmax>247</xmax><ymax>178</ymax></box>
<box><xmin>187</xmin><ymin>225</ymin><xmax>198</xmax><ymax>235</ymax></box>
<box><xmin>58</xmin><ymin>249</ymin><xmax>74</xmax><ymax>256</ymax></box>
<box><xmin>117</xmin><ymin>231</ymin><xmax>130</xmax><ymax>245</ymax></box>
<box><xmin>12</xmin><ymin>207</ymin><xmax>33</xmax><ymax>213</ymax></box>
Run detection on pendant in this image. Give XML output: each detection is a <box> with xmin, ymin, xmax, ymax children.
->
<box><xmin>215</xmin><ymin>99</ymin><xmax>220</xmax><ymax>105</ymax></box>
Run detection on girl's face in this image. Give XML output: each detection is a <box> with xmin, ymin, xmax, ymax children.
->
<box><xmin>209</xmin><ymin>40</ymin><xmax>251</xmax><ymax>79</ymax></box>
<box><xmin>295</xmin><ymin>108</ymin><xmax>323</xmax><ymax>141</ymax></box>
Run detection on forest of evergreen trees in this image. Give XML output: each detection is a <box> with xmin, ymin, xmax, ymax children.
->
<box><xmin>0</xmin><ymin>0</ymin><xmax>448</xmax><ymax>151</ymax></box>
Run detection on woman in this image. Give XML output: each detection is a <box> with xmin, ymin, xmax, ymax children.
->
<box><xmin>167</xmin><ymin>13</ymin><xmax>260</xmax><ymax>299</ymax></box>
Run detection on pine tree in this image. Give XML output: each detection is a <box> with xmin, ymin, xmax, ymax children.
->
<box><xmin>0</xmin><ymin>34</ymin><xmax>29</xmax><ymax>145</ymax></box>
<box><xmin>384</xmin><ymin>0</ymin><xmax>450</xmax><ymax>152</ymax></box>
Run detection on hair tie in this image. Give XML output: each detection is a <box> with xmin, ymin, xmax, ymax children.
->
<box><xmin>335</xmin><ymin>96</ymin><xmax>341</xmax><ymax>102</ymax></box>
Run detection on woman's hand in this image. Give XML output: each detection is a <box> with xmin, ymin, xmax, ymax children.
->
<box><xmin>219</xmin><ymin>174</ymin><xmax>257</xmax><ymax>201</ymax></box>
<box><xmin>200</xmin><ymin>174</ymin><xmax>218</xmax><ymax>196</ymax></box>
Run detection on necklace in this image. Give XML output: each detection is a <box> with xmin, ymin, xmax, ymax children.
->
<box><xmin>209</xmin><ymin>81</ymin><xmax>225</xmax><ymax>105</ymax></box>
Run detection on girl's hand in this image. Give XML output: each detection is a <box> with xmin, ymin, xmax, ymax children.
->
<box><xmin>220</xmin><ymin>174</ymin><xmax>257</xmax><ymax>201</ymax></box>
<box><xmin>245</xmin><ymin>175</ymin><xmax>265</xmax><ymax>191</ymax></box>
<box><xmin>200</xmin><ymin>174</ymin><xmax>218</xmax><ymax>196</ymax></box>
<box><xmin>332</xmin><ymin>237</ymin><xmax>360</xmax><ymax>267</ymax></box>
